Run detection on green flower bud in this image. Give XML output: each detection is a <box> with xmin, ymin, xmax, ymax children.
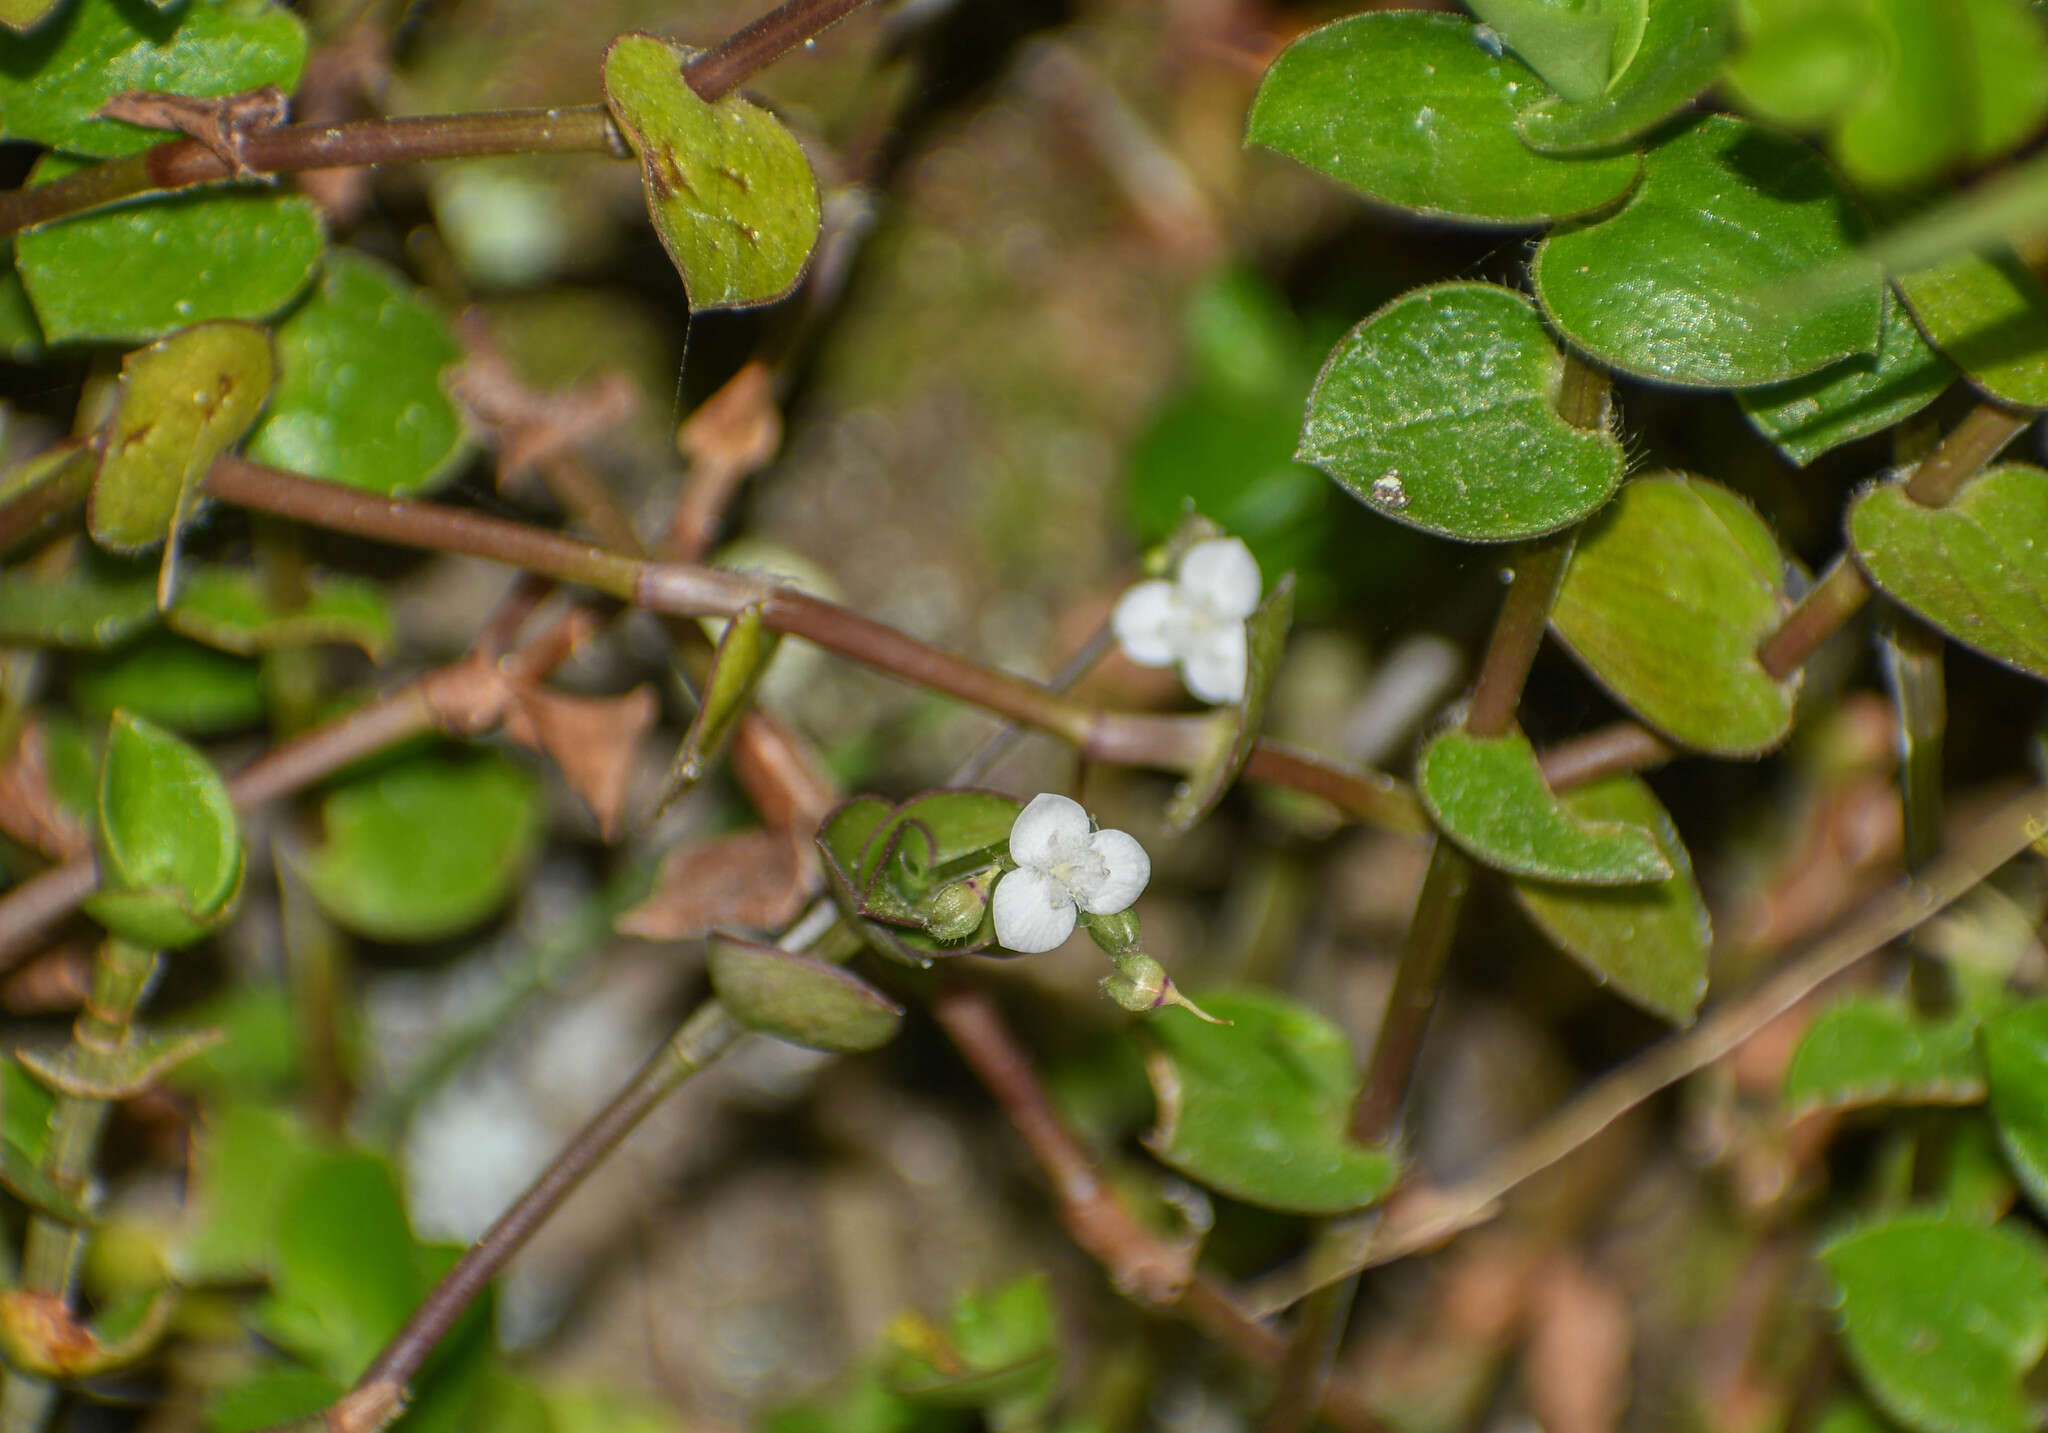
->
<box><xmin>921</xmin><ymin>874</ymin><xmax>991</xmax><ymax>942</ymax></box>
<box><xmin>1099</xmin><ymin>950</ymin><xmax>1228</xmax><ymax>1024</ymax></box>
<box><xmin>1082</xmin><ymin>906</ymin><xmax>1143</xmax><ymax>957</ymax></box>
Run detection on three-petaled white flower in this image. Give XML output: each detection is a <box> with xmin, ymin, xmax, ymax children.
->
<box><xmin>1111</xmin><ymin>536</ymin><xmax>1261</xmax><ymax>705</ymax></box>
<box><xmin>991</xmin><ymin>793</ymin><xmax>1150</xmax><ymax>954</ymax></box>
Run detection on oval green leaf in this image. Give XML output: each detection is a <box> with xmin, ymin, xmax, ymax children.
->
<box><xmin>302</xmin><ymin>745</ymin><xmax>541</xmax><ymax>943</ymax></box>
<box><xmin>1894</xmin><ymin>246</ymin><xmax>2048</xmax><ymax>409</ymax></box>
<box><xmin>1245</xmin><ymin>12</ymin><xmax>1639</xmax><ymax>225</ymax></box>
<box><xmin>1824</xmin><ymin>1215</ymin><xmax>2048</xmax><ymax>1433</ymax></box>
<box><xmin>245</xmin><ymin>252</ymin><xmax>467</xmax><ymax>496</ymax></box>
<box><xmin>0</xmin><ymin>0</ymin><xmax>306</xmax><ymax>158</ymax></box>
<box><xmin>90</xmin><ymin>320</ymin><xmax>274</xmax><ymax>554</ymax></box>
<box><xmin>0</xmin><ymin>557</ymin><xmax>157</xmax><ymax>648</ymax></box>
<box><xmin>1551</xmin><ymin>474</ymin><xmax>1799</xmax><ymax>754</ymax></box>
<box><xmin>1982</xmin><ymin>1001</ymin><xmax>2048</xmax><ymax>1219</ymax></box>
<box><xmin>1739</xmin><ymin>293</ymin><xmax>1955</xmax><ymax>466</ymax></box>
<box><xmin>72</xmin><ymin>635</ymin><xmax>266</xmax><ymax>734</ymax></box>
<box><xmin>1849</xmin><ymin>464</ymin><xmax>2048</xmax><ymax>679</ymax></box>
<box><xmin>1141</xmin><ymin>987</ymin><xmax>1396</xmax><ymax>1215</ymax></box>
<box><xmin>1510</xmin><ymin>774</ymin><xmax>1708</xmax><ymax>1023</ymax></box>
<box><xmin>1784</xmin><ymin>996</ymin><xmax>1987</xmax><ymax>1114</ymax></box>
<box><xmin>1516</xmin><ymin>0</ymin><xmax>1734</xmax><ymax>153</ymax></box>
<box><xmin>1534</xmin><ymin>115</ymin><xmax>1882</xmax><ymax>388</ymax></box>
<box><xmin>1418</xmin><ymin>728</ymin><xmax>1671</xmax><ymax>884</ymax></box>
<box><xmin>1299</xmin><ymin>283</ymin><xmax>1626</xmax><ymax>541</ymax></box>
<box><xmin>259</xmin><ymin>1151</ymin><xmax>420</xmax><ymax>1383</ymax></box>
<box><xmin>602</xmin><ymin>33</ymin><xmax>821</xmax><ymax>310</ymax></box>
<box><xmin>165</xmin><ymin>565</ymin><xmax>393</xmax><ymax>659</ymax></box>
<box><xmin>81</xmin><ymin>710</ymin><xmax>243</xmax><ymax>948</ymax></box>
<box><xmin>17</xmin><ymin>157</ymin><xmax>323</xmax><ymax>346</ymax></box>
<box><xmin>1163</xmin><ymin>574</ymin><xmax>1291</xmax><ymax>833</ymax></box>
<box><xmin>707</xmin><ymin>933</ymin><xmax>903</xmax><ymax>1054</ymax></box>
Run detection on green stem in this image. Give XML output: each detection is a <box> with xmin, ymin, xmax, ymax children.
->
<box><xmin>0</xmin><ymin>937</ymin><xmax>158</xmax><ymax>1433</ymax></box>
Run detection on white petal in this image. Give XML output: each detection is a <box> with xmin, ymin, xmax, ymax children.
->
<box><xmin>1075</xmin><ymin>828</ymin><xmax>1150</xmax><ymax>914</ymax></box>
<box><xmin>1180</xmin><ymin>622</ymin><xmax>1249</xmax><ymax>705</ymax></box>
<box><xmin>1178</xmin><ymin>538</ymin><xmax>1261</xmax><ymax>621</ymax></box>
<box><xmin>992</xmin><ymin>867</ymin><xmax>1078</xmax><ymax>952</ymax></box>
<box><xmin>1112</xmin><ymin>580</ymin><xmax>1185</xmax><ymax>667</ymax></box>
<box><xmin>1009</xmin><ymin>791</ymin><xmax>1091</xmax><ymax>869</ymax></box>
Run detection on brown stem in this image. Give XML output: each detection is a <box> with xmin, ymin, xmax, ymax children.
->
<box><xmin>0</xmin><ymin>110</ymin><xmax>623</xmax><ymax>240</ymax></box>
<box><xmin>683</xmin><ymin>0</ymin><xmax>879</xmax><ymax>102</ymax></box>
<box><xmin>1349</xmin><ymin>840</ymin><xmax>1472</xmax><ymax>1143</ymax></box>
<box><xmin>1539</xmin><ymin>722</ymin><xmax>1678</xmax><ymax>791</ymax></box>
<box><xmin>1757</xmin><ymin>558</ymin><xmax>1873</xmax><ymax>682</ymax></box>
<box><xmin>348</xmin><ymin>1004</ymin><xmax>737</xmax><ymax>1415</ymax></box>
<box><xmin>0</xmin><ymin>0</ymin><xmax>882</xmax><ymax>239</ymax></box>
<box><xmin>1901</xmin><ymin>401</ymin><xmax>2031</xmax><ymax>507</ymax></box>
<box><xmin>203</xmin><ymin>455</ymin><xmax>1424</xmax><ymax>835</ymax></box>
<box><xmin>1464</xmin><ymin>534</ymin><xmax>1573</xmax><ymax>740</ymax></box>
<box><xmin>929</xmin><ymin>983</ymin><xmax>1388</xmax><ymax>1433</ymax></box>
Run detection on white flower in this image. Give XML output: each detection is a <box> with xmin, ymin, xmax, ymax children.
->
<box><xmin>1112</xmin><ymin>536</ymin><xmax>1261</xmax><ymax>705</ymax></box>
<box><xmin>991</xmin><ymin>793</ymin><xmax>1150</xmax><ymax>954</ymax></box>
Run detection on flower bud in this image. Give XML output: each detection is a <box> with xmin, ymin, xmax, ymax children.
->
<box><xmin>1100</xmin><ymin>950</ymin><xmax>1229</xmax><ymax>1024</ymax></box>
<box><xmin>921</xmin><ymin>874</ymin><xmax>991</xmax><ymax>942</ymax></box>
<box><xmin>1082</xmin><ymin>906</ymin><xmax>1143</xmax><ymax>957</ymax></box>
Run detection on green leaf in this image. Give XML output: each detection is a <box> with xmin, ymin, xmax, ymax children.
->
<box><xmin>1894</xmin><ymin>246</ymin><xmax>2048</xmax><ymax>409</ymax></box>
<box><xmin>1418</xmin><ymin>728</ymin><xmax>1671</xmax><ymax>884</ymax></box>
<box><xmin>1466</xmin><ymin>0</ymin><xmax>1641</xmax><ymax>103</ymax></box>
<box><xmin>0</xmin><ymin>0</ymin><xmax>306</xmax><ymax>158</ymax></box>
<box><xmin>1739</xmin><ymin>294</ymin><xmax>1955</xmax><ymax>466</ymax></box>
<box><xmin>1245</xmin><ymin>12</ymin><xmax>1640</xmax><ymax>225</ymax></box>
<box><xmin>1783</xmin><ymin>996</ymin><xmax>1986</xmax><ymax>1113</ymax></box>
<box><xmin>208</xmin><ymin>1366</ymin><xmax>344</xmax><ymax>1433</ymax></box>
<box><xmin>601</xmin><ymin>33</ymin><xmax>821</xmax><ymax>310</ymax></box>
<box><xmin>1551</xmin><ymin>474</ymin><xmax>1799</xmax><ymax>754</ymax></box>
<box><xmin>1509</xmin><ymin>774</ymin><xmax>1708</xmax><ymax>1023</ymax></box>
<box><xmin>89</xmin><ymin>321</ymin><xmax>274</xmax><ymax>556</ymax></box>
<box><xmin>1163</xmin><ymin>575</ymin><xmax>1292</xmax><ymax>833</ymax></box>
<box><xmin>1980</xmin><ymin>1001</ymin><xmax>2048</xmax><ymax>1220</ymax></box>
<box><xmin>1824</xmin><ymin>1214</ymin><xmax>2048</xmax><ymax>1433</ymax></box>
<box><xmin>257</xmin><ymin>1151</ymin><xmax>421</xmax><ymax>1383</ymax></box>
<box><xmin>661</xmin><ymin>602</ymin><xmax>781</xmax><ymax>803</ymax></box>
<box><xmin>81</xmin><ymin>711</ymin><xmax>243</xmax><ymax>947</ymax></box>
<box><xmin>0</xmin><ymin>255</ymin><xmax>45</xmax><ymax>360</ymax></box>
<box><xmin>1534</xmin><ymin>115</ymin><xmax>1882</xmax><ymax>388</ymax></box>
<box><xmin>1724</xmin><ymin>0</ymin><xmax>1885</xmax><ymax>129</ymax></box>
<box><xmin>1141</xmin><ymin>987</ymin><xmax>1396</xmax><ymax>1215</ymax></box>
<box><xmin>166</xmin><ymin>565</ymin><xmax>393</xmax><ymax>659</ymax></box>
<box><xmin>0</xmin><ymin>440</ymin><xmax>95</xmax><ymax>547</ymax></box>
<box><xmin>72</xmin><ymin>635</ymin><xmax>267</xmax><ymax>735</ymax></box>
<box><xmin>245</xmin><ymin>252</ymin><xmax>466</xmax><ymax>497</ymax></box>
<box><xmin>1516</xmin><ymin>0</ymin><xmax>1734</xmax><ymax>153</ymax></box>
<box><xmin>302</xmin><ymin>745</ymin><xmax>541</xmax><ymax>943</ymax></box>
<box><xmin>707</xmin><ymin>933</ymin><xmax>903</xmax><ymax>1053</ymax></box>
<box><xmin>17</xmin><ymin>157</ymin><xmax>323</xmax><ymax>346</ymax></box>
<box><xmin>0</xmin><ymin>557</ymin><xmax>158</xmax><ymax>648</ymax></box>
<box><xmin>1821</xmin><ymin>0</ymin><xmax>2048</xmax><ymax>191</ymax></box>
<box><xmin>179</xmin><ymin>1102</ymin><xmax>322</xmax><ymax>1280</ymax></box>
<box><xmin>1298</xmin><ymin>283</ymin><xmax>1626</xmax><ymax>542</ymax></box>
<box><xmin>1849</xmin><ymin>465</ymin><xmax>2048</xmax><ymax>680</ymax></box>
<box><xmin>882</xmin><ymin>1275</ymin><xmax>1059</xmax><ymax>1413</ymax></box>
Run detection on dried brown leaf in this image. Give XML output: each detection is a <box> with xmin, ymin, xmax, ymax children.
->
<box><xmin>730</xmin><ymin>709</ymin><xmax>839</xmax><ymax>833</ymax></box>
<box><xmin>98</xmin><ymin>87</ymin><xmax>289</xmax><ymax>178</ymax></box>
<box><xmin>0</xmin><ymin>723</ymin><xmax>90</xmax><ymax>863</ymax></box>
<box><xmin>504</xmin><ymin>682</ymin><xmax>658</xmax><ymax>840</ymax></box>
<box><xmin>450</xmin><ymin>321</ymin><xmax>640</xmax><ymax>492</ymax></box>
<box><xmin>617</xmin><ymin>827</ymin><xmax>816</xmax><ymax>940</ymax></box>
<box><xmin>672</xmin><ymin>360</ymin><xmax>782</xmax><ymax>558</ymax></box>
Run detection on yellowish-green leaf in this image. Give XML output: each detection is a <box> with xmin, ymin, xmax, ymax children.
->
<box><xmin>602</xmin><ymin>33</ymin><xmax>821</xmax><ymax>310</ymax></box>
<box><xmin>1551</xmin><ymin>475</ymin><xmax>1799</xmax><ymax>754</ymax></box>
<box><xmin>707</xmin><ymin>933</ymin><xmax>903</xmax><ymax>1053</ymax></box>
<box><xmin>1849</xmin><ymin>464</ymin><xmax>2048</xmax><ymax>679</ymax></box>
<box><xmin>1419</xmin><ymin>728</ymin><xmax>1671</xmax><ymax>884</ymax></box>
